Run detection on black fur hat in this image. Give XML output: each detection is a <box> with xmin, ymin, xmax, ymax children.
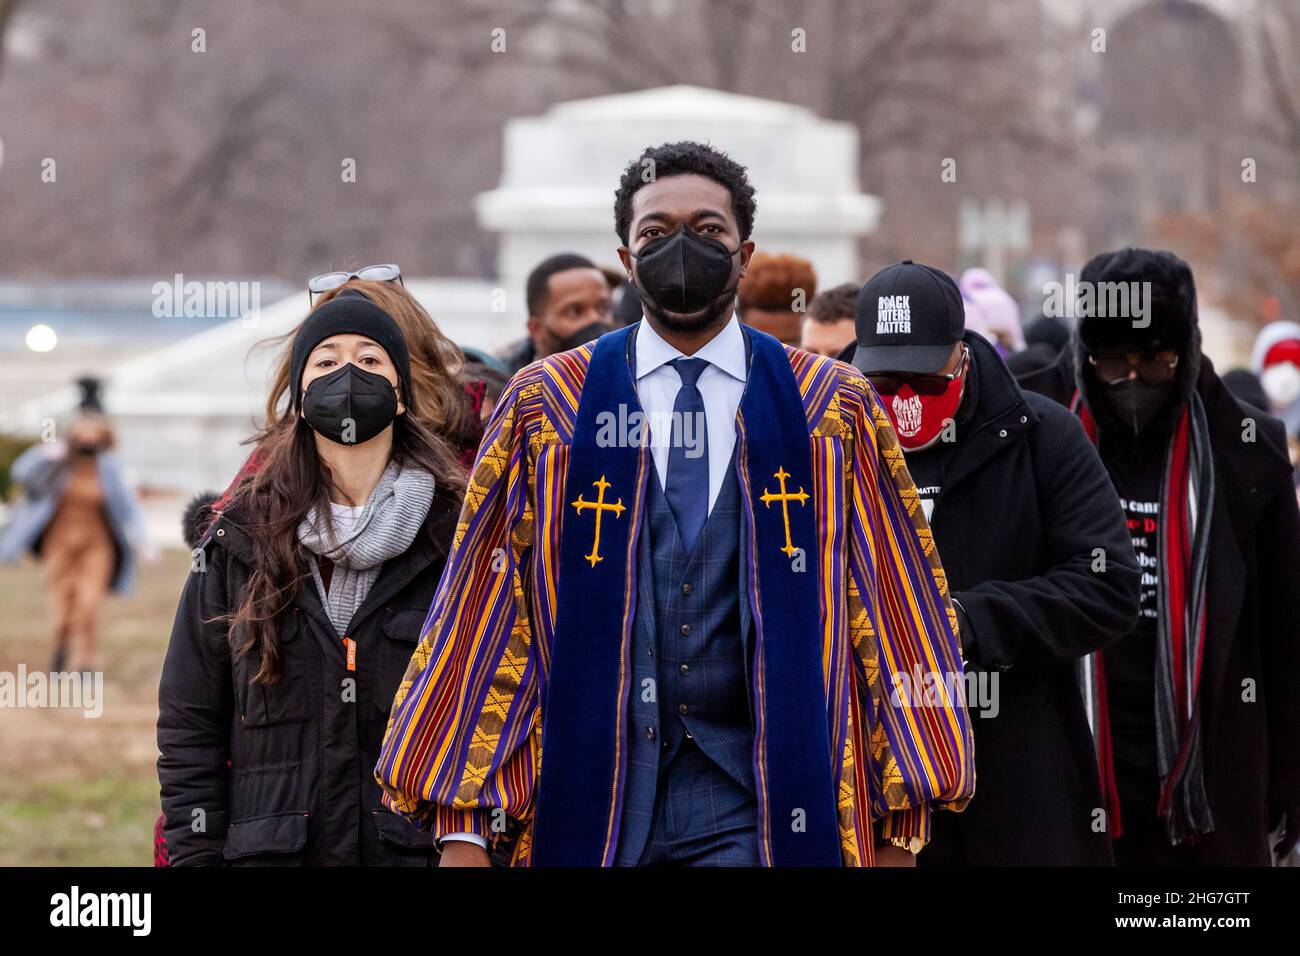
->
<box><xmin>1071</xmin><ymin>247</ymin><xmax>1204</xmax><ymax>431</ymax></box>
<box><xmin>1077</xmin><ymin>247</ymin><xmax>1197</xmax><ymax>352</ymax></box>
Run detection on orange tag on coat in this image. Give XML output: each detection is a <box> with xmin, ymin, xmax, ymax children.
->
<box><xmin>343</xmin><ymin>637</ymin><xmax>357</xmax><ymax>671</ymax></box>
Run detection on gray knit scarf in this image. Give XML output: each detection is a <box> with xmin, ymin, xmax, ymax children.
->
<box><xmin>297</xmin><ymin>461</ymin><xmax>436</xmax><ymax>635</ymax></box>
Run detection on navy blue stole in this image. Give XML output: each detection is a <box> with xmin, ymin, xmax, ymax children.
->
<box><xmin>532</xmin><ymin>321</ymin><xmax>840</xmax><ymax>866</ymax></box>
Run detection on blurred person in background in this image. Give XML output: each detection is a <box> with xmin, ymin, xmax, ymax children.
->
<box><xmin>602</xmin><ymin>264</ymin><xmax>643</xmax><ymax>328</ymax></box>
<box><xmin>611</xmin><ymin>277</ymin><xmax>645</xmax><ymax>328</ymax></box>
<box><xmin>600</xmin><ymin>264</ymin><xmax>642</xmax><ymax>330</ymax></box>
<box><xmin>0</xmin><ymin>377</ymin><xmax>149</xmax><ymax>675</ymax></box>
<box><xmin>157</xmin><ymin>288</ymin><xmax>467</xmax><ymax>866</ymax></box>
<box><xmin>599</xmin><ymin>263</ymin><xmax>625</xmax><ymax>293</ymax></box>
<box><xmin>1251</xmin><ymin>320</ymin><xmax>1300</xmax><ymax>463</ymax></box>
<box><xmin>499</xmin><ymin>253</ymin><xmax>614</xmax><ymax>375</ymax></box>
<box><xmin>801</xmin><ymin>281</ymin><xmax>859</xmax><ymax>358</ymax></box>
<box><xmin>853</xmin><ymin>261</ymin><xmax>1140</xmax><ymax>865</ymax></box>
<box><xmin>1019</xmin><ymin>248</ymin><xmax>1300</xmax><ymax>866</ymax></box>
<box><xmin>1007</xmin><ymin>312</ymin><xmax>1072</xmax><ymax>377</ymax></box>
<box><xmin>459</xmin><ymin>347</ymin><xmax>511</xmax><ymax>424</ymax></box>
<box><xmin>737</xmin><ymin>251</ymin><xmax>816</xmax><ymax>346</ymax></box>
<box><xmin>960</xmin><ymin>267</ymin><xmax>1025</xmax><ymax>358</ymax></box>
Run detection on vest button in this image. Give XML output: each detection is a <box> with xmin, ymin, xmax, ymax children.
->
<box><xmin>680</xmin><ymin>624</ymin><xmax>691</xmax><ymax>636</ymax></box>
<box><xmin>681</xmin><ymin>583</ymin><xmax>693</xmax><ymax>595</ymax></box>
<box><xmin>998</xmin><ymin>428</ymin><xmax>1008</xmax><ymax>438</ymax></box>
<box><xmin>679</xmin><ymin>663</ymin><xmax>690</xmax><ymax>675</ymax></box>
<box><xmin>677</xmin><ymin>703</ymin><xmax>688</xmax><ymax>715</ymax></box>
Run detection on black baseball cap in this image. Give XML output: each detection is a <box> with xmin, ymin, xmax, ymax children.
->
<box><xmin>851</xmin><ymin>260</ymin><xmax>965</xmax><ymax>374</ymax></box>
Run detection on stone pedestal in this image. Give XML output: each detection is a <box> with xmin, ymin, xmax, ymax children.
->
<box><xmin>476</xmin><ymin>84</ymin><xmax>880</xmax><ymax>317</ymax></box>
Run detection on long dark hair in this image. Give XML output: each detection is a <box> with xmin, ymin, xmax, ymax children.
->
<box><xmin>222</xmin><ymin>298</ymin><xmax>467</xmax><ymax>685</ymax></box>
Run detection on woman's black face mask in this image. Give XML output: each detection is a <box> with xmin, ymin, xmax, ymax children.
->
<box><xmin>301</xmin><ymin>362</ymin><xmax>399</xmax><ymax>446</ymax></box>
<box><xmin>630</xmin><ymin>225</ymin><xmax>740</xmax><ymax>316</ymax></box>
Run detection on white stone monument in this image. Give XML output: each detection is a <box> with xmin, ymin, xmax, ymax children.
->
<box><xmin>477</xmin><ymin>84</ymin><xmax>880</xmax><ymax>312</ymax></box>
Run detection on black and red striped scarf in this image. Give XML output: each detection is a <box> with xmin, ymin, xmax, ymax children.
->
<box><xmin>1071</xmin><ymin>389</ymin><xmax>1216</xmax><ymax>845</ymax></box>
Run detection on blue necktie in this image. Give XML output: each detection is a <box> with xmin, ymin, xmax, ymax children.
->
<box><xmin>664</xmin><ymin>357</ymin><xmax>710</xmax><ymax>553</ymax></box>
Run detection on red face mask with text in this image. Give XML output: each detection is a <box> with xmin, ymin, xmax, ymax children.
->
<box><xmin>882</xmin><ymin>367</ymin><xmax>967</xmax><ymax>451</ymax></box>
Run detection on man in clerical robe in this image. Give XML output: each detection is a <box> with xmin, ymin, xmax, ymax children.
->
<box><xmin>375</xmin><ymin>141</ymin><xmax>974</xmax><ymax>867</ymax></box>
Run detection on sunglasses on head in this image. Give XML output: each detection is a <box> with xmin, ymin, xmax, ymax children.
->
<box><xmin>307</xmin><ymin>264</ymin><xmax>403</xmax><ymax>305</ymax></box>
<box><xmin>868</xmin><ymin>346</ymin><xmax>969</xmax><ymax>396</ymax></box>
<box><xmin>1088</xmin><ymin>349</ymin><xmax>1179</xmax><ymax>387</ymax></box>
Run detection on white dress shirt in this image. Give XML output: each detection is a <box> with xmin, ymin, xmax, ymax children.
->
<box><xmin>633</xmin><ymin>313</ymin><xmax>749</xmax><ymax>509</ymax></box>
<box><xmin>440</xmin><ymin>315</ymin><xmax>751</xmax><ymax>852</ymax></box>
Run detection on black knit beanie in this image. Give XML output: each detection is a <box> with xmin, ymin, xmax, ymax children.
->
<box><xmin>289</xmin><ymin>290</ymin><xmax>411</xmax><ymax>412</ymax></box>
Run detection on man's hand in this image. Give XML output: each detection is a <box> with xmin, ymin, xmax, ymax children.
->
<box><xmin>438</xmin><ymin>840</ymin><xmax>491</xmax><ymax>867</ymax></box>
<box><xmin>874</xmin><ymin>843</ymin><xmax>917</xmax><ymax>867</ymax></box>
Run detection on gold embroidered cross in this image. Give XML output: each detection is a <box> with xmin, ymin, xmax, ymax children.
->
<box><xmin>571</xmin><ymin>474</ymin><xmax>626</xmax><ymax>567</ymax></box>
<box><xmin>760</xmin><ymin>466</ymin><xmax>809</xmax><ymax>558</ymax></box>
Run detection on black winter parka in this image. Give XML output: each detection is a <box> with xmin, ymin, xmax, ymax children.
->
<box><xmin>157</xmin><ymin>489</ymin><xmax>460</xmax><ymax>866</ymax></box>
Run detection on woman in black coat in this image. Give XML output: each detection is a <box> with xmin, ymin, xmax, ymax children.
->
<box><xmin>157</xmin><ymin>283</ymin><xmax>466</xmax><ymax>866</ymax></box>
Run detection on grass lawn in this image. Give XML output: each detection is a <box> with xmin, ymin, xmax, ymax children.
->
<box><xmin>0</xmin><ymin>548</ymin><xmax>192</xmax><ymax>866</ymax></box>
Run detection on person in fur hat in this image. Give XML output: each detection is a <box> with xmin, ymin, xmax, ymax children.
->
<box><xmin>1019</xmin><ymin>248</ymin><xmax>1300</xmax><ymax>865</ymax></box>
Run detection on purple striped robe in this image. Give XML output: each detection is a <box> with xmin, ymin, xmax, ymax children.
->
<box><xmin>375</xmin><ymin>341</ymin><xmax>974</xmax><ymax>865</ymax></box>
